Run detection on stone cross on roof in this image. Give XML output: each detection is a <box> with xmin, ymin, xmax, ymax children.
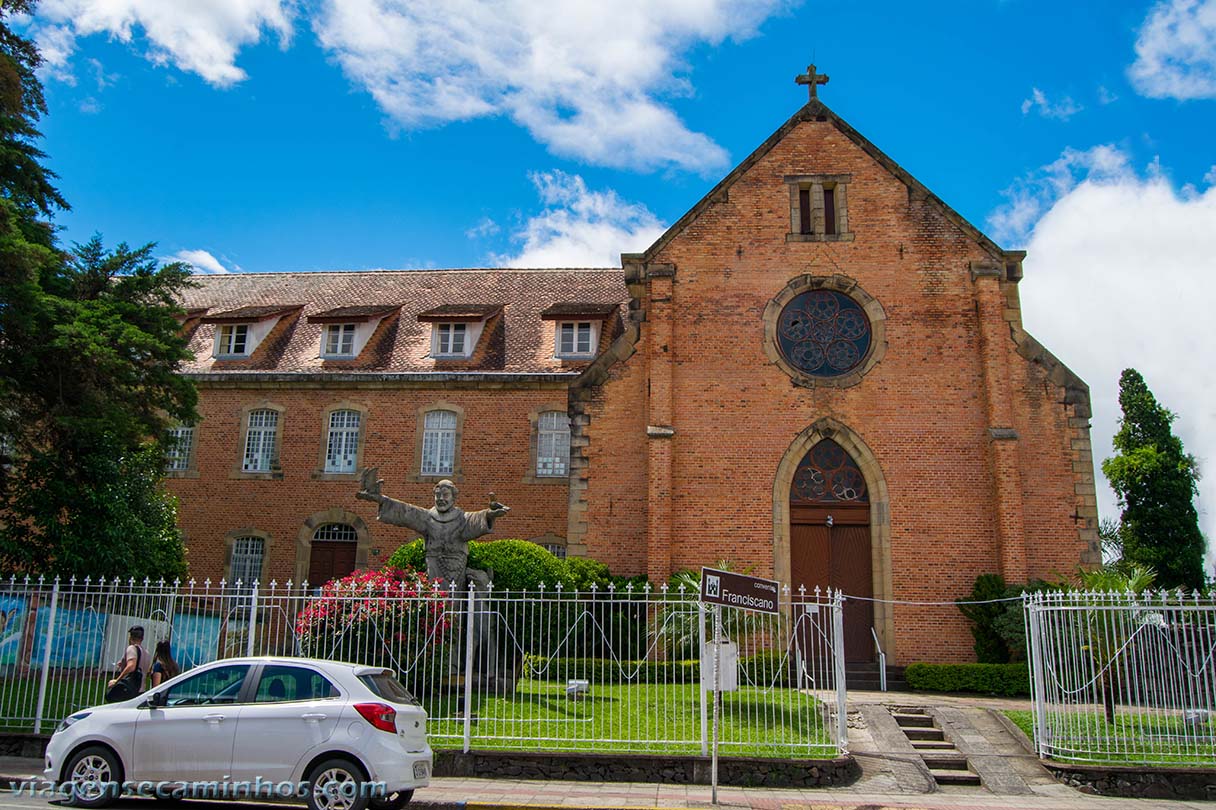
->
<box><xmin>796</xmin><ymin>64</ymin><xmax>829</xmax><ymax>100</ymax></box>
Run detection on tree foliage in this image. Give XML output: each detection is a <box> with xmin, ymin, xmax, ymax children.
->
<box><xmin>1101</xmin><ymin>369</ymin><xmax>1206</xmax><ymax>591</ymax></box>
<box><xmin>0</xmin><ymin>6</ymin><xmax>195</xmax><ymax>580</ymax></box>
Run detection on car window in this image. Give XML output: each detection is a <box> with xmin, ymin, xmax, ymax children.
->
<box><xmin>163</xmin><ymin>665</ymin><xmax>249</xmax><ymax>706</ymax></box>
<box><xmin>254</xmin><ymin>665</ymin><xmax>339</xmax><ymax>703</ymax></box>
<box><xmin>358</xmin><ymin>671</ymin><xmax>418</xmax><ymax>705</ymax></box>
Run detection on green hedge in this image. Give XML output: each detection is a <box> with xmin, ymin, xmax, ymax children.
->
<box><xmin>905</xmin><ymin>662</ymin><xmax>1030</xmax><ymax>696</ymax></box>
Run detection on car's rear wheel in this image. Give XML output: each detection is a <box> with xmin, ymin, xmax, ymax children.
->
<box><xmin>307</xmin><ymin>758</ymin><xmax>370</xmax><ymax>810</ymax></box>
<box><xmin>369</xmin><ymin>789</ymin><xmax>413</xmax><ymax>810</ymax></box>
<box><xmin>63</xmin><ymin>745</ymin><xmax>121</xmax><ymax>808</ymax></box>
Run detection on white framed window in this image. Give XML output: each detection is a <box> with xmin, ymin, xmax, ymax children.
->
<box><xmin>322</xmin><ymin>324</ymin><xmax>357</xmax><ymax>358</ymax></box>
<box><xmin>421</xmin><ymin>410</ymin><xmax>457</xmax><ymax>476</ymax></box>
<box><xmin>166</xmin><ymin>425</ymin><xmax>195</xmax><ymax>472</ymax></box>
<box><xmin>215</xmin><ymin>324</ymin><xmax>249</xmax><ymax>357</ymax></box>
<box><xmin>324</xmin><ymin>409</ymin><xmax>361</xmax><ymax>473</ymax></box>
<box><xmin>536</xmin><ymin>411</ymin><xmax>570</xmax><ymax>477</ymax></box>
<box><xmin>313</xmin><ymin>523</ymin><xmax>358</xmax><ymax>543</ymax></box>
<box><xmin>557</xmin><ymin>322</ymin><xmax>594</xmax><ymax>357</ymax></box>
<box><xmin>230</xmin><ymin>536</ymin><xmax>265</xmax><ymax>586</ymax></box>
<box><xmin>542</xmin><ymin>542</ymin><xmax>568</xmax><ymax>559</ymax></box>
<box><xmin>243</xmin><ymin>409</ymin><xmax>279</xmax><ymax>472</ymax></box>
<box><xmin>433</xmin><ymin>323</ymin><xmax>468</xmax><ymax>357</ymax></box>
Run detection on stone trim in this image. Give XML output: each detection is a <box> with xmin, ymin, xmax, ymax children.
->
<box><xmin>312</xmin><ymin>400</ymin><xmax>370</xmax><ymax>480</ymax></box>
<box><xmin>230</xmin><ymin>401</ymin><xmax>286</xmax><ymax>480</ymax></box>
<box><xmin>786</xmin><ymin>174</ymin><xmax>854</xmax><ymax>242</ymax></box>
<box><xmin>988</xmin><ymin>427</ymin><xmax>1019</xmax><ymax>441</ymax></box>
<box><xmin>646</xmin><ymin>425</ymin><xmax>676</xmax><ymax>438</ymax></box>
<box><xmin>294</xmin><ymin>509</ymin><xmax>374</xmax><ymax>585</ymax></box>
<box><xmin>772</xmin><ymin>417</ymin><xmax>895</xmax><ymax>662</ymax></box>
<box><xmin>223</xmin><ymin>528</ymin><xmax>272</xmax><ymax>586</ymax></box>
<box><xmin>762</xmin><ymin>274</ymin><xmax>888</xmax><ymax>390</ymax></box>
<box><xmin>522</xmin><ymin>403</ymin><xmax>573</xmax><ymax>486</ymax></box>
<box><xmin>408</xmin><ymin>401</ymin><xmax>466</xmax><ymax>483</ymax></box>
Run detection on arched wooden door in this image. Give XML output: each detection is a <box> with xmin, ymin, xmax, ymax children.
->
<box><xmin>307</xmin><ymin>523</ymin><xmax>359</xmax><ymax>586</ymax></box>
<box><xmin>789</xmin><ymin>439</ymin><xmax>874</xmax><ymax>662</ymax></box>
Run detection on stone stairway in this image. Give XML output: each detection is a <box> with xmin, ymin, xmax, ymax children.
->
<box><xmin>891</xmin><ymin>707</ymin><xmax>982</xmax><ymax>787</ymax></box>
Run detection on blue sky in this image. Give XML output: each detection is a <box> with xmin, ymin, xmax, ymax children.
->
<box><xmin>18</xmin><ymin>0</ymin><xmax>1216</xmax><ymax>573</ymax></box>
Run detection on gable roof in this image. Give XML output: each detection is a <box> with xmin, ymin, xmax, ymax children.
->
<box><xmin>627</xmin><ymin>99</ymin><xmax>1011</xmax><ymax>266</ymax></box>
<box><xmin>177</xmin><ymin>268</ymin><xmax>628</xmax><ymax>379</ymax></box>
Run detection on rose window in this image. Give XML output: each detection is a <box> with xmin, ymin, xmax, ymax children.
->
<box><xmin>791</xmin><ymin>439</ymin><xmax>869</xmax><ymax>503</ymax></box>
<box><xmin>776</xmin><ymin>290</ymin><xmax>871</xmax><ymax>377</ymax></box>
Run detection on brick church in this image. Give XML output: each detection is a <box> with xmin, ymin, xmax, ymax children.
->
<box><xmin>168</xmin><ymin>75</ymin><xmax>1100</xmax><ymax>664</ymax></box>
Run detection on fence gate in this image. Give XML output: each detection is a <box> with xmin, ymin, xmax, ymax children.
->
<box><xmin>1024</xmin><ymin>590</ymin><xmax>1216</xmax><ymax>765</ymax></box>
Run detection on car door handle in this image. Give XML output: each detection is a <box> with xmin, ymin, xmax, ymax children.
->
<box><xmin>301</xmin><ymin>713</ymin><xmax>328</xmax><ymax>721</ymax></box>
<box><xmin>203</xmin><ymin>714</ymin><xmax>225</xmax><ymax>723</ymax></box>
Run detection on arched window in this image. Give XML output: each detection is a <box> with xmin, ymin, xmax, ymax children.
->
<box><xmin>536</xmin><ymin>411</ymin><xmax>570</xmax><ymax>477</ymax></box>
<box><xmin>230</xmin><ymin>535</ymin><xmax>265</xmax><ymax>585</ymax></box>
<box><xmin>243</xmin><ymin>409</ymin><xmax>279</xmax><ymax>472</ymax></box>
<box><xmin>421</xmin><ymin>410</ymin><xmax>457</xmax><ymax>476</ymax></box>
<box><xmin>313</xmin><ymin>523</ymin><xmax>358</xmax><ymax>543</ymax></box>
<box><xmin>324</xmin><ymin>409</ymin><xmax>362</xmax><ymax>473</ymax></box>
<box><xmin>790</xmin><ymin>438</ymin><xmax>869</xmax><ymax>503</ymax></box>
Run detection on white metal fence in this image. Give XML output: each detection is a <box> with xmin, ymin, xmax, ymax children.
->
<box><xmin>1025</xmin><ymin>590</ymin><xmax>1216</xmax><ymax>765</ymax></box>
<box><xmin>0</xmin><ymin>576</ymin><xmax>847</xmax><ymax>757</ymax></box>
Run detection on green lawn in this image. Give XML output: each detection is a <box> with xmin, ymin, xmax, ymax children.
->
<box><xmin>3</xmin><ymin>675</ymin><xmax>833</xmax><ymax>758</ymax></box>
<box><xmin>1004</xmin><ymin>709</ymin><xmax>1216</xmax><ymax>767</ymax></box>
<box><xmin>425</xmin><ymin>680</ymin><xmax>833</xmax><ymax>758</ymax></box>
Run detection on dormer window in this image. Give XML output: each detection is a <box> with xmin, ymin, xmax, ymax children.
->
<box><xmin>417</xmin><ymin>304</ymin><xmax>501</xmax><ymax>361</ymax></box>
<box><xmin>557</xmin><ymin>322</ymin><xmax>594</xmax><ymax>357</ymax></box>
<box><xmin>307</xmin><ymin>305</ymin><xmax>400</xmax><ymax>361</ymax></box>
<box><xmin>540</xmin><ymin>302</ymin><xmax>616</xmax><ymax>360</ymax></box>
<box><xmin>435</xmin><ymin>323</ymin><xmax>468</xmax><ymax>357</ymax></box>
<box><xmin>203</xmin><ymin>305</ymin><xmax>303</xmax><ymax>360</ymax></box>
<box><xmin>323</xmin><ymin>324</ymin><xmax>356</xmax><ymax>358</ymax></box>
<box><xmin>216</xmin><ymin>324</ymin><xmax>249</xmax><ymax>356</ymax></box>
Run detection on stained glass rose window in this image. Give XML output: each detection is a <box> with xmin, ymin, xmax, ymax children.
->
<box><xmin>776</xmin><ymin>290</ymin><xmax>871</xmax><ymax>377</ymax></box>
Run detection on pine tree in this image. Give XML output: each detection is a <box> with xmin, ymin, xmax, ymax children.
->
<box><xmin>1101</xmin><ymin>369</ymin><xmax>1206</xmax><ymax>590</ymax></box>
<box><xmin>0</xmin><ymin>5</ymin><xmax>196</xmax><ymax>580</ymax></box>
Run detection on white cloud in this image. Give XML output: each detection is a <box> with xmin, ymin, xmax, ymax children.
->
<box><xmin>1205</xmin><ymin>164</ymin><xmax>1216</xmax><ymax>185</ymax></box>
<box><xmin>312</xmin><ymin>0</ymin><xmax>788</xmax><ymax>172</ymax></box>
<box><xmin>987</xmin><ymin>145</ymin><xmax>1131</xmax><ymax>245</ymax></box>
<box><xmin>1097</xmin><ymin>85</ymin><xmax>1119</xmax><ymax>105</ymax></box>
<box><xmin>33</xmin><ymin>0</ymin><xmax>294</xmax><ymax>87</ymax></box>
<box><xmin>465</xmin><ymin>217</ymin><xmax>500</xmax><ymax>240</ymax></box>
<box><xmin>1129</xmin><ymin>0</ymin><xmax>1216</xmax><ymax>99</ymax></box>
<box><xmin>495</xmin><ymin>171</ymin><xmax>666</xmax><ymax>267</ymax></box>
<box><xmin>1011</xmin><ymin>147</ymin><xmax>1216</xmax><ymax>574</ymax></box>
<box><xmin>78</xmin><ymin>96</ymin><xmax>100</xmax><ymax>114</ymax></box>
<box><xmin>1020</xmin><ymin>87</ymin><xmax>1082</xmax><ymax>120</ymax></box>
<box><xmin>166</xmin><ymin>248</ymin><xmax>234</xmax><ymax>275</ymax></box>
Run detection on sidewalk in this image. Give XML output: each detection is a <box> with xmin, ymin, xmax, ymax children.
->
<box><xmin>3</xmin><ymin>757</ymin><xmax>1211</xmax><ymax>810</ymax></box>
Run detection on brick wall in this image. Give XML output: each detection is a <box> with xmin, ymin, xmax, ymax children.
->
<box><xmin>576</xmin><ymin>116</ymin><xmax>1097</xmax><ymax>663</ymax></box>
<box><xmin>169</xmin><ymin>385</ymin><xmax>572</xmax><ymax>584</ymax></box>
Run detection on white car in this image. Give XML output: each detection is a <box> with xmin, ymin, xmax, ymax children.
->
<box><xmin>45</xmin><ymin>657</ymin><xmax>432</xmax><ymax>810</ymax></box>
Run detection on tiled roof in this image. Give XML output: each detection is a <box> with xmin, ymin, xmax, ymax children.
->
<box><xmin>416</xmin><ymin>303</ymin><xmax>503</xmax><ymax>322</ymax></box>
<box><xmin>307</xmin><ymin>305</ymin><xmax>401</xmax><ymax>322</ymax></box>
<box><xmin>178</xmin><ymin>269</ymin><xmax>629</xmax><ymax>376</ymax></box>
<box><xmin>199</xmin><ymin>304</ymin><xmax>303</xmax><ymax>323</ymax></box>
<box><xmin>539</xmin><ymin>302</ymin><xmax>620</xmax><ymax>319</ymax></box>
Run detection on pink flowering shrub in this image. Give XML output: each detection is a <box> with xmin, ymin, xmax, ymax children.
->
<box><xmin>295</xmin><ymin>567</ymin><xmax>451</xmax><ymax>684</ymax></box>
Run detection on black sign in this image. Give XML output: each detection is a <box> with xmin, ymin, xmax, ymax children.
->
<box><xmin>700</xmin><ymin>567</ymin><xmax>780</xmax><ymax>614</ymax></box>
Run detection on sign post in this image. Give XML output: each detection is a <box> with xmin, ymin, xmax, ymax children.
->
<box><xmin>699</xmin><ymin>567</ymin><xmax>780</xmax><ymax>805</ymax></box>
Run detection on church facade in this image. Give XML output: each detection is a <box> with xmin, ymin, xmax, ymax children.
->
<box><xmin>169</xmin><ymin>94</ymin><xmax>1100</xmax><ymax>664</ymax></box>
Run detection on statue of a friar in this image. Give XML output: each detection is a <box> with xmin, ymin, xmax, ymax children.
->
<box><xmin>355</xmin><ymin>467</ymin><xmax>509</xmax><ymax>592</ymax></box>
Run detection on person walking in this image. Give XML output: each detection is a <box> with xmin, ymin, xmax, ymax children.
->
<box><xmin>105</xmin><ymin>625</ymin><xmax>150</xmax><ymax>702</ymax></box>
<box><xmin>150</xmin><ymin>639</ymin><xmax>180</xmax><ymax>687</ymax></box>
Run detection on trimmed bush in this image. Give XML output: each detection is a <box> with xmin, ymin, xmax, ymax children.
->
<box><xmin>565</xmin><ymin>556</ymin><xmax>611</xmax><ymax>590</ymax></box>
<box><xmin>905</xmin><ymin>662</ymin><xmax>1030</xmax><ymax>696</ymax></box>
<box><xmin>386</xmin><ymin>538</ymin><xmax>568</xmax><ymax>591</ymax></box>
<box><xmin>524</xmin><ymin>652</ymin><xmax>795</xmax><ymax>687</ymax></box>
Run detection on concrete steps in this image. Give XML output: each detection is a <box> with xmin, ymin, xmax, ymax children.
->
<box><xmin>890</xmin><ymin>707</ymin><xmax>982</xmax><ymax>788</ymax></box>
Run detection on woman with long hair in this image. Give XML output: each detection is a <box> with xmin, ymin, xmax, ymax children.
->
<box><xmin>150</xmin><ymin>639</ymin><xmax>180</xmax><ymax>687</ymax></box>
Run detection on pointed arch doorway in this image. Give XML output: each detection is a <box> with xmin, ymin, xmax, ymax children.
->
<box><xmin>775</xmin><ymin>420</ymin><xmax>893</xmax><ymax>664</ymax></box>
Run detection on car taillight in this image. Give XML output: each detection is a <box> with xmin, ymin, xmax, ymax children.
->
<box><xmin>354</xmin><ymin>702</ymin><xmax>397</xmax><ymax>733</ymax></box>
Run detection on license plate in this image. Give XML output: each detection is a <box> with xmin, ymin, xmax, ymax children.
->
<box><xmin>412</xmin><ymin>762</ymin><xmax>428</xmax><ymax>780</ymax></box>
